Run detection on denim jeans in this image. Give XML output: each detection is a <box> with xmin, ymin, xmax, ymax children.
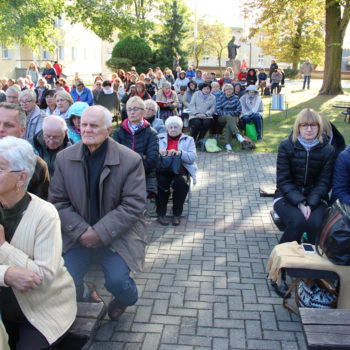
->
<box><xmin>303</xmin><ymin>75</ymin><xmax>311</xmax><ymax>89</ymax></box>
<box><xmin>241</xmin><ymin>113</ymin><xmax>262</xmax><ymax>137</ymax></box>
<box><xmin>64</xmin><ymin>246</ymin><xmax>138</xmax><ymax>306</ymax></box>
<box><xmin>270</xmin><ymin>83</ymin><xmax>280</xmax><ymax>94</ymax></box>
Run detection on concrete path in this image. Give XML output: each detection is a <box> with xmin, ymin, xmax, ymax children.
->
<box><xmin>88</xmin><ymin>152</ymin><xmax>307</xmax><ymax>350</ymax></box>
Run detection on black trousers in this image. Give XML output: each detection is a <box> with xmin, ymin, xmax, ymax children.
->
<box><xmin>3</xmin><ymin>317</ymin><xmax>55</xmax><ymax>350</ymax></box>
<box><xmin>274</xmin><ymin>198</ymin><xmax>328</xmax><ymax>244</ymax></box>
<box><xmin>156</xmin><ymin>173</ymin><xmax>189</xmax><ymax>216</ymax></box>
<box><xmin>189</xmin><ymin>117</ymin><xmax>213</xmax><ymax>142</ymax></box>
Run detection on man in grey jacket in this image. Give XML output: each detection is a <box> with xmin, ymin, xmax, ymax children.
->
<box><xmin>301</xmin><ymin>58</ymin><xmax>313</xmax><ymax>90</ymax></box>
<box><xmin>49</xmin><ymin>105</ymin><xmax>146</xmax><ymax>321</ymax></box>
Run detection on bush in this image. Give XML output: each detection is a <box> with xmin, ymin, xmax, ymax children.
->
<box><xmin>284</xmin><ymin>67</ymin><xmax>299</xmax><ymax>79</ymax></box>
<box><xmin>106</xmin><ymin>57</ymin><xmax>132</xmax><ymax>72</ymax></box>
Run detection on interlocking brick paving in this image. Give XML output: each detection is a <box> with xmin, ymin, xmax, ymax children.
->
<box><xmin>88</xmin><ymin>152</ymin><xmax>307</xmax><ymax>350</ymax></box>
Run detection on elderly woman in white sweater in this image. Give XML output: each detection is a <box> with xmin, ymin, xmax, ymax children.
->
<box><xmin>0</xmin><ymin>136</ymin><xmax>76</xmax><ymax>349</ymax></box>
<box><xmin>189</xmin><ymin>82</ymin><xmax>216</xmax><ymax>143</ymax></box>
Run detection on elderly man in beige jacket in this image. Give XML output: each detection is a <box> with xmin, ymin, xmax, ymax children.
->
<box><xmin>49</xmin><ymin>105</ymin><xmax>146</xmax><ymax>321</ymax></box>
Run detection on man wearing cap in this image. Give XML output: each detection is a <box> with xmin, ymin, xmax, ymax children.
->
<box><xmin>239</xmin><ymin>85</ymin><xmax>263</xmax><ymax>140</ymax></box>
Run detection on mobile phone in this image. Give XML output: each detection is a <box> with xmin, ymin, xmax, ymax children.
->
<box><xmin>302</xmin><ymin>243</ymin><xmax>315</xmax><ymax>254</ymax></box>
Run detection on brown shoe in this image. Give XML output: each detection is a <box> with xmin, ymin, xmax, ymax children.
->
<box><xmin>172</xmin><ymin>216</ymin><xmax>181</xmax><ymax>226</ymax></box>
<box><xmin>157</xmin><ymin>215</ymin><xmax>169</xmax><ymax>226</ymax></box>
<box><xmin>85</xmin><ymin>282</ymin><xmax>104</xmax><ymax>303</ymax></box>
<box><xmin>108</xmin><ymin>298</ymin><xmax>127</xmax><ymax>320</ymax></box>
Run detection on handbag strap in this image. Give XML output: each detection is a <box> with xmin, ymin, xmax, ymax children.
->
<box><xmin>283</xmin><ymin>278</ymin><xmax>302</xmax><ymax>315</ymax></box>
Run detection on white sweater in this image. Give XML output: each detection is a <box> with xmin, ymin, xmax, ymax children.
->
<box><xmin>0</xmin><ymin>194</ymin><xmax>77</xmax><ymax>344</ymax></box>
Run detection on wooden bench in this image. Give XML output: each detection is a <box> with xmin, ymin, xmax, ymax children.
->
<box><xmin>300</xmin><ymin>308</ymin><xmax>350</xmax><ymax>350</ymax></box>
<box><xmin>56</xmin><ymin>302</ymin><xmax>106</xmax><ymax>350</ymax></box>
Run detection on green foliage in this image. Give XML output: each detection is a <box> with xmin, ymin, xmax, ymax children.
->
<box><xmin>283</xmin><ymin>68</ymin><xmax>299</xmax><ymax>78</ymax></box>
<box><xmin>106</xmin><ymin>57</ymin><xmax>132</xmax><ymax>72</ymax></box>
<box><xmin>0</xmin><ymin>0</ymin><xmax>64</xmax><ymax>52</ymax></box>
<box><xmin>109</xmin><ymin>35</ymin><xmax>153</xmax><ymax>73</ymax></box>
<box><xmin>246</xmin><ymin>0</ymin><xmax>325</xmax><ymax>68</ymax></box>
<box><xmin>152</xmin><ymin>0</ymin><xmax>191</xmax><ymax>69</ymax></box>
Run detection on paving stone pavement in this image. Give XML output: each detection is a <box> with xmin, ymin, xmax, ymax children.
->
<box><xmin>87</xmin><ymin>151</ymin><xmax>308</xmax><ymax>350</ymax></box>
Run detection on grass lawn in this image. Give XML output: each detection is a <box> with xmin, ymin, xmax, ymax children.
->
<box><xmin>219</xmin><ymin>82</ymin><xmax>350</xmax><ymax>153</ymax></box>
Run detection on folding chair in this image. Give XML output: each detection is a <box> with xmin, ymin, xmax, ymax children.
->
<box><xmin>269</xmin><ymin>93</ymin><xmax>288</xmax><ymax>121</ymax></box>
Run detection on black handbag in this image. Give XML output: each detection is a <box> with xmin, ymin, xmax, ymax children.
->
<box><xmin>157</xmin><ymin>154</ymin><xmax>182</xmax><ymax>175</ymax></box>
<box><xmin>316</xmin><ymin>200</ymin><xmax>350</xmax><ymax>265</ymax></box>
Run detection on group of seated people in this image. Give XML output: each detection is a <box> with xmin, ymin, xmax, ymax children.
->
<box><xmin>270</xmin><ymin>108</ymin><xmax>348</xmax><ymax>298</ymax></box>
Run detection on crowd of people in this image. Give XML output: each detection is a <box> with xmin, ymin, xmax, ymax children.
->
<box><xmin>0</xmin><ymin>55</ymin><xmax>345</xmax><ymax>349</ymax></box>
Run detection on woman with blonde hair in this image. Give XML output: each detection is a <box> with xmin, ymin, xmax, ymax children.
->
<box><xmin>319</xmin><ymin>114</ymin><xmax>345</xmax><ymax>157</ymax></box>
<box><xmin>26</xmin><ymin>62</ymin><xmax>40</xmax><ymax>87</ymax></box>
<box><xmin>271</xmin><ymin>108</ymin><xmax>335</xmax><ymax>297</ymax></box>
<box><xmin>54</xmin><ymin>90</ymin><xmax>74</xmax><ymax>120</ymax></box>
<box><xmin>42</xmin><ymin>62</ymin><xmax>57</xmax><ymax>88</ymax></box>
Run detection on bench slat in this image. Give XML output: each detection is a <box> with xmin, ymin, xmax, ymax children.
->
<box><xmin>305</xmin><ymin>332</ymin><xmax>350</xmax><ymax>350</ymax></box>
<box><xmin>300</xmin><ymin>308</ymin><xmax>350</xmax><ymax>325</ymax></box>
<box><xmin>77</xmin><ymin>302</ymin><xmax>106</xmax><ymax>319</ymax></box>
<box><xmin>66</xmin><ymin>317</ymin><xmax>99</xmax><ymax>339</ymax></box>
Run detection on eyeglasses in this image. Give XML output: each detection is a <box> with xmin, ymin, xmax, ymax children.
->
<box><xmin>20</xmin><ymin>99</ymin><xmax>33</xmax><ymax>104</ymax></box>
<box><xmin>126</xmin><ymin>107</ymin><xmax>144</xmax><ymax>112</ymax></box>
<box><xmin>145</xmin><ymin>107</ymin><xmax>155</xmax><ymax>111</ymax></box>
<box><xmin>43</xmin><ymin>134</ymin><xmax>62</xmax><ymax>141</ymax></box>
<box><xmin>300</xmin><ymin>123</ymin><xmax>318</xmax><ymax>129</ymax></box>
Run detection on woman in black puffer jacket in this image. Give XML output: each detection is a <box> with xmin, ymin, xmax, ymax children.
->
<box><xmin>274</xmin><ymin>108</ymin><xmax>335</xmax><ymax>244</ymax></box>
<box><xmin>271</xmin><ymin>108</ymin><xmax>335</xmax><ymax>297</ymax></box>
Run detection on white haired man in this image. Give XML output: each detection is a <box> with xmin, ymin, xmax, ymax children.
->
<box><xmin>49</xmin><ymin>105</ymin><xmax>146</xmax><ymax>321</ymax></box>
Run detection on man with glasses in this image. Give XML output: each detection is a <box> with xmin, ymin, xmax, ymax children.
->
<box><xmin>0</xmin><ymin>102</ymin><xmax>49</xmax><ymax>199</ymax></box>
<box><xmin>5</xmin><ymin>86</ymin><xmax>20</xmax><ymax>104</ymax></box>
<box><xmin>49</xmin><ymin>105</ymin><xmax>146</xmax><ymax>321</ymax></box>
<box><xmin>114</xmin><ymin>96</ymin><xmax>159</xmax><ymax>197</ymax></box>
<box><xmin>31</xmin><ymin>115</ymin><xmax>72</xmax><ymax>177</ymax></box>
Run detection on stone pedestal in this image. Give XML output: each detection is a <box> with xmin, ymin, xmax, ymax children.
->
<box><xmin>226</xmin><ymin>59</ymin><xmax>241</xmax><ymax>78</ymax></box>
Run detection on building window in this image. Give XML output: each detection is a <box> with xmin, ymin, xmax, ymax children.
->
<box><xmin>1</xmin><ymin>44</ymin><xmax>11</xmax><ymax>59</ymax></box>
<box><xmin>72</xmin><ymin>47</ymin><xmax>76</xmax><ymax>60</ymax></box>
<box><xmin>258</xmin><ymin>54</ymin><xmax>265</xmax><ymax>67</ymax></box>
<box><xmin>58</xmin><ymin>46</ymin><xmax>64</xmax><ymax>60</ymax></box>
<box><xmin>203</xmin><ymin>56</ymin><xmax>210</xmax><ymax>65</ymax></box>
<box><xmin>43</xmin><ymin>49</ymin><xmax>50</xmax><ymax>60</ymax></box>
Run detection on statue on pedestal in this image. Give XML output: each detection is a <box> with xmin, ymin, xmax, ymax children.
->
<box><xmin>226</xmin><ymin>36</ymin><xmax>241</xmax><ymax>77</ymax></box>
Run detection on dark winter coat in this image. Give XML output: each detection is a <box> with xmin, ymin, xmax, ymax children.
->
<box><xmin>246</xmin><ymin>69</ymin><xmax>257</xmax><ymax>86</ymax></box>
<box><xmin>333</xmin><ymin>146</ymin><xmax>350</xmax><ymax>206</ymax></box>
<box><xmin>275</xmin><ymin>135</ymin><xmax>335</xmax><ymax>208</ymax></box>
<box><xmin>269</xmin><ymin>62</ymin><xmax>278</xmax><ymax>78</ymax></box>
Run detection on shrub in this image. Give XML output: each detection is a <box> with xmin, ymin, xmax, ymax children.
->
<box><xmin>106</xmin><ymin>57</ymin><xmax>132</xmax><ymax>72</ymax></box>
<box><xmin>284</xmin><ymin>67</ymin><xmax>299</xmax><ymax>79</ymax></box>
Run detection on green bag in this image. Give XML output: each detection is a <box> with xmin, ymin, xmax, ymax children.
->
<box><xmin>246</xmin><ymin>122</ymin><xmax>257</xmax><ymax>141</ymax></box>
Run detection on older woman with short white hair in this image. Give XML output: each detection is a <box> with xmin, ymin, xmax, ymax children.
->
<box><xmin>0</xmin><ymin>136</ymin><xmax>76</xmax><ymax>349</ymax></box>
<box><xmin>19</xmin><ymin>90</ymin><xmax>46</xmax><ymax>140</ymax></box>
<box><xmin>144</xmin><ymin>99</ymin><xmax>166</xmax><ymax>134</ymax></box>
<box><xmin>157</xmin><ymin>116</ymin><xmax>197</xmax><ymax>226</ymax></box>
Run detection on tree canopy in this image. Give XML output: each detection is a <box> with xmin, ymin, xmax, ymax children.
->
<box><xmin>0</xmin><ymin>0</ymin><xmax>64</xmax><ymax>52</ymax></box>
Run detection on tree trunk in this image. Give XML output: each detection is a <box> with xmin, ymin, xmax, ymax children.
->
<box><xmin>319</xmin><ymin>0</ymin><xmax>344</xmax><ymax>95</ymax></box>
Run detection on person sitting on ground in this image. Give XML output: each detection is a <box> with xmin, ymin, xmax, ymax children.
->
<box><xmin>211</xmin><ymin>82</ymin><xmax>223</xmax><ymax>98</ymax></box>
<box><xmin>0</xmin><ymin>136</ymin><xmax>77</xmax><ymax>350</ymax></box>
<box><xmin>183</xmin><ymin>80</ymin><xmax>197</xmax><ymax>111</ymax></box>
<box><xmin>174</xmin><ymin>71</ymin><xmax>190</xmax><ymax>93</ymax></box>
<box><xmin>34</xmin><ymin>78</ymin><xmax>48</xmax><ymax>106</ymax></box>
<box><xmin>0</xmin><ymin>102</ymin><xmax>50</xmax><ymax>199</ymax></box>
<box><xmin>271</xmin><ymin>68</ymin><xmax>282</xmax><ymax>94</ymax></box>
<box><xmin>216</xmin><ymin>83</ymin><xmax>244</xmax><ymax>151</ymax></box>
<box><xmin>233</xmin><ymin>83</ymin><xmax>244</xmax><ymax>98</ymax></box>
<box><xmin>66</xmin><ymin>101</ymin><xmax>89</xmax><ymax>144</ymax></box>
<box><xmin>19</xmin><ymin>90</ymin><xmax>46</xmax><ymax>141</ymax></box>
<box><xmin>320</xmin><ymin>114</ymin><xmax>345</xmax><ymax>157</ymax></box>
<box><xmin>92</xmin><ymin>80</ymin><xmax>102</xmax><ymax>104</ymax></box>
<box><xmin>156</xmin><ymin>116</ymin><xmax>197</xmax><ymax>226</ymax></box>
<box><xmin>226</xmin><ymin>67</ymin><xmax>235</xmax><ymax>80</ymax></box>
<box><xmin>271</xmin><ymin>108</ymin><xmax>335</xmax><ymax>297</ymax></box>
<box><xmin>258</xmin><ymin>69</ymin><xmax>268</xmax><ymax>95</ymax></box>
<box><xmin>189</xmin><ymin>82</ymin><xmax>216</xmax><ymax>144</ymax></box>
<box><xmin>219</xmin><ymin>71</ymin><xmax>233</xmax><ymax>89</ymax></box>
<box><xmin>40</xmin><ymin>89</ymin><xmax>58</xmax><ymax>116</ymax></box>
<box><xmin>31</xmin><ymin>115</ymin><xmax>72</xmax><ymax>177</ymax></box>
<box><xmin>114</xmin><ymin>96</ymin><xmax>159</xmax><ymax>198</ymax></box>
<box><xmin>246</xmin><ymin>68</ymin><xmax>258</xmax><ymax>86</ymax></box>
<box><xmin>42</xmin><ymin>62</ymin><xmax>57</xmax><ymax>88</ymax></box>
<box><xmin>239</xmin><ymin>85</ymin><xmax>263</xmax><ymax>140</ymax></box>
<box><xmin>54</xmin><ymin>90</ymin><xmax>74</xmax><ymax>120</ymax></box>
<box><xmin>49</xmin><ymin>105</ymin><xmax>146</xmax><ymax>321</ymax></box>
<box><xmin>95</xmin><ymin>80</ymin><xmax>121</xmax><ymax>123</ymax></box>
<box><xmin>194</xmin><ymin>69</ymin><xmax>204</xmax><ymax>86</ymax></box>
<box><xmin>5</xmin><ymin>86</ymin><xmax>20</xmax><ymax>105</ymax></box>
<box><xmin>210</xmin><ymin>72</ymin><xmax>218</xmax><ymax>82</ymax></box>
<box><xmin>155</xmin><ymin>82</ymin><xmax>179</xmax><ymax>122</ymax></box>
<box><xmin>144</xmin><ymin>76</ymin><xmax>156</xmax><ymax>98</ymax></box>
<box><xmin>144</xmin><ymin>99</ymin><xmax>166</xmax><ymax>134</ymax></box>
<box><xmin>237</xmin><ymin>67</ymin><xmax>248</xmax><ymax>84</ymax></box>
<box><xmin>70</xmin><ymin>80</ymin><xmax>93</xmax><ymax>106</ymax></box>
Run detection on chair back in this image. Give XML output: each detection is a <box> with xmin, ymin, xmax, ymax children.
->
<box><xmin>271</xmin><ymin>93</ymin><xmax>286</xmax><ymax>111</ymax></box>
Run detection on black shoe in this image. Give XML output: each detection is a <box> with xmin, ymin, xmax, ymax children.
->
<box><xmin>172</xmin><ymin>216</ymin><xmax>181</xmax><ymax>226</ymax></box>
<box><xmin>157</xmin><ymin>215</ymin><xmax>169</xmax><ymax>226</ymax></box>
<box><xmin>257</xmin><ymin>135</ymin><xmax>262</xmax><ymax>141</ymax></box>
<box><xmin>270</xmin><ymin>280</ymin><xmax>290</xmax><ymax>298</ymax></box>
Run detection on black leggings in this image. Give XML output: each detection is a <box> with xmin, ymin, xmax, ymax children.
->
<box><xmin>274</xmin><ymin>198</ymin><xmax>327</xmax><ymax>244</ymax></box>
<box><xmin>189</xmin><ymin>118</ymin><xmax>213</xmax><ymax>142</ymax></box>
